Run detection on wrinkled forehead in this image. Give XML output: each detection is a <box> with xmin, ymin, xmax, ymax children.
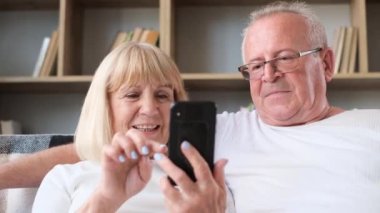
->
<box><xmin>245</xmin><ymin>13</ymin><xmax>309</xmax><ymax>58</ymax></box>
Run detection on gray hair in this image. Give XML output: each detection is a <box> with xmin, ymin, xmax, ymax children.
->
<box><xmin>241</xmin><ymin>1</ymin><xmax>327</xmax><ymax>61</ymax></box>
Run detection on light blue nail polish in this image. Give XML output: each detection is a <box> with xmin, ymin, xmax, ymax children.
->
<box><xmin>181</xmin><ymin>141</ymin><xmax>191</xmax><ymax>149</ymax></box>
<box><xmin>154</xmin><ymin>153</ymin><xmax>163</xmax><ymax>161</ymax></box>
<box><xmin>118</xmin><ymin>155</ymin><xmax>126</xmax><ymax>163</ymax></box>
<box><xmin>131</xmin><ymin>151</ymin><xmax>138</xmax><ymax>160</ymax></box>
<box><xmin>141</xmin><ymin>146</ymin><xmax>149</xmax><ymax>155</ymax></box>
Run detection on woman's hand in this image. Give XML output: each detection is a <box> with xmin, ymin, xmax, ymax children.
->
<box><xmin>154</xmin><ymin>141</ymin><xmax>228</xmax><ymax>213</ymax></box>
<box><xmin>79</xmin><ymin>128</ymin><xmax>166</xmax><ymax>212</ymax></box>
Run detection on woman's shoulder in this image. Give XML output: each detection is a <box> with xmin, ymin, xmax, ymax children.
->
<box><xmin>43</xmin><ymin>160</ymin><xmax>100</xmax><ymax>186</ymax></box>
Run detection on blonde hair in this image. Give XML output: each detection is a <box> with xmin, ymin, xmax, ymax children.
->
<box><xmin>75</xmin><ymin>42</ymin><xmax>188</xmax><ymax>161</ymax></box>
<box><xmin>241</xmin><ymin>1</ymin><xmax>327</xmax><ymax>62</ymax></box>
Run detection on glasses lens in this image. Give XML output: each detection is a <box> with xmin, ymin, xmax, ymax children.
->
<box><xmin>238</xmin><ymin>66</ymin><xmax>250</xmax><ymax>80</ymax></box>
<box><xmin>275</xmin><ymin>54</ymin><xmax>299</xmax><ymax>72</ymax></box>
<box><xmin>241</xmin><ymin>70</ymin><xmax>250</xmax><ymax>80</ymax></box>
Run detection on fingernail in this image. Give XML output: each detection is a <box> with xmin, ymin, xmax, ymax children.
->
<box><xmin>131</xmin><ymin>150</ymin><xmax>138</xmax><ymax>160</ymax></box>
<box><xmin>118</xmin><ymin>155</ymin><xmax>126</xmax><ymax>163</ymax></box>
<box><xmin>153</xmin><ymin>153</ymin><xmax>163</xmax><ymax>161</ymax></box>
<box><xmin>159</xmin><ymin>144</ymin><xmax>167</xmax><ymax>149</ymax></box>
<box><xmin>181</xmin><ymin>141</ymin><xmax>191</xmax><ymax>150</ymax></box>
<box><xmin>141</xmin><ymin>146</ymin><xmax>149</xmax><ymax>155</ymax></box>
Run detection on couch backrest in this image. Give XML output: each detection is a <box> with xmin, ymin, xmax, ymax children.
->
<box><xmin>0</xmin><ymin>134</ymin><xmax>73</xmax><ymax>213</ymax></box>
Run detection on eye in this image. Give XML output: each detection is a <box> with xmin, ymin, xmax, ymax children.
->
<box><xmin>124</xmin><ymin>92</ymin><xmax>140</xmax><ymax>100</ymax></box>
<box><xmin>277</xmin><ymin>51</ymin><xmax>298</xmax><ymax>62</ymax></box>
<box><xmin>156</xmin><ymin>90</ymin><xmax>173</xmax><ymax>102</ymax></box>
<box><xmin>278</xmin><ymin>55</ymin><xmax>294</xmax><ymax>61</ymax></box>
<box><xmin>249</xmin><ymin>63</ymin><xmax>264</xmax><ymax>72</ymax></box>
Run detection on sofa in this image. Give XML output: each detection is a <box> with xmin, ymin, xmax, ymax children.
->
<box><xmin>0</xmin><ymin>134</ymin><xmax>73</xmax><ymax>213</ymax></box>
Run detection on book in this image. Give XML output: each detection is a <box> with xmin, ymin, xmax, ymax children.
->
<box><xmin>32</xmin><ymin>37</ymin><xmax>50</xmax><ymax>77</ymax></box>
<box><xmin>340</xmin><ymin>26</ymin><xmax>354</xmax><ymax>74</ymax></box>
<box><xmin>131</xmin><ymin>27</ymin><xmax>144</xmax><ymax>42</ymax></box>
<box><xmin>333</xmin><ymin>26</ymin><xmax>346</xmax><ymax>74</ymax></box>
<box><xmin>332</xmin><ymin>28</ymin><xmax>340</xmax><ymax>59</ymax></box>
<box><xmin>40</xmin><ymin>30</ymin><xmax>59</xmax><ymax>77</ymax></box>
<box><xmin>348</xmin><ymin>27</ymin><xmax>358</xmax><ymax>74</ymax></box>
<box><xmin>0</xmin><ymin>120</ymin><xmax>22</xmax><ymax>135</ymax></box>
<box><xmin>140</xmin><ymin>29</ymin><xmax>159</xmax><ymax>46</ymax></box>
<box><xmin>110</xmin><ymin>31</ymin><xmax>129</xmax><ymax>51</ymax></box>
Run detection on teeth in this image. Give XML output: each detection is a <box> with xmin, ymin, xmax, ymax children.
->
<box><xmin>134</xmin><ymin>124</ymin><xmax>157</xmax><ymax>129</ymax></box>
<box><xmin>133</xmin><ymin>124</ymin><xmax>159</xmax><ymax>132</ymax></box>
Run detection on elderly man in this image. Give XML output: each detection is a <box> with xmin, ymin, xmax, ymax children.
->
<box><xmin>215</xmin><ymin>1</ymin><xmax>380</xmax><ymax>212</ymax></box>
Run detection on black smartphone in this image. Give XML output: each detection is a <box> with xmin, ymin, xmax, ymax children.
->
<box><xmin>167</xmin><ymin>101</ymin><xmax>216</xmax><ymax>185</ymax></box>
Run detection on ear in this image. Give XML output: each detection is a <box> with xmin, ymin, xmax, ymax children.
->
<box><xmin>321</xmin><ymin>47</ymin><xmax>334</xmax><ymax>82</ymax></box>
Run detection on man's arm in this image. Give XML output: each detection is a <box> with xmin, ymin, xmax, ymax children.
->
<box><xmin>0</xmin><ymin>143</ymin><xmax>79</xmax><ymax>189</ymax></box>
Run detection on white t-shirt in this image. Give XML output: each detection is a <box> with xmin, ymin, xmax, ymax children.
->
<box><xmin>215</xmin><ymin>109</ymin><xmax>380</xmax><ymax>213</ymax></box>
<box><xmin>33</xmin><ymin>160</ymin><xmax>236</xmax><ymax>212</ymax></box>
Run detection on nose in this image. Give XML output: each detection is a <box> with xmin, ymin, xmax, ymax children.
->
<box><xmin>139</xmin><ymin>95</ymin><xmax>159</xmax><ymax>116</ymax></box>
<box><xmin>261</xmin><ymin>62</ymin><xmax>280</xmax><ymax>82</ymax></box>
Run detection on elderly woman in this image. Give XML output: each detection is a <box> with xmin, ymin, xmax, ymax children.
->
<box><xmin>32</xmin><ymin>42</ymin><xmax>234</xmax><ymax>213</ymax></box>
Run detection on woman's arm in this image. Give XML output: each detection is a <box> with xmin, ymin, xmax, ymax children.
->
<box><xmin>0</xmin><ymin>143</ymin><xmax>79</xmax><ymax>189</ymax></box>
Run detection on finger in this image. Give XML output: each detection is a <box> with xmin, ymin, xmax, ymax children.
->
<box><xmin>102</xmin><ymin>144</ymin><xmax>135</xmax><ymax>172</ymax></box>
<box><xmin>159</xmin><ymin>175</ymin><xmax>181</xmax><ymax>200</ymax></box>
<box><xmin>126</xmin><ymin>129</ymin><xmax>167</xmax><ymax>157</ymax></box>
<box><xmin>103</xmin><ymin>143</ymin><xmax>122</xmax><ymax>164</ymax></box>
<box><xmin>144</xmin><ymin>139</ymin><xmax>168</xmax><ymax>156</ymax></box>
<box><xmin>138</xmin><ymin>156</ymin><xmax>153</xmax><ymax>182</ymax></box>
<box><xmin>153</xmin><ymin>153</ymin><xmax>194</xmax><ymax>192</ymax></box>
<box><xmin>125</xmin><ymin>129</ymin><xmax>150</xmax><ymax>156</ymax></box>
<box><xmin>107</xmin><ymin>133</ymin><xmax>129</xmax><ymax>162</ymax></box>
<box><xmin>113</xmin><ymin>132</ymin><xmax>139</xmax><ymax>161</ymax></box>
<box><xmin>213</xmin><ymin>159</ymin><xmax>228</xmax><ymax>190</ymax></box>
<box><xmin>180</xmin><ymin>141</ymin><xmax>213</xmax><ymax>182</ymax></box>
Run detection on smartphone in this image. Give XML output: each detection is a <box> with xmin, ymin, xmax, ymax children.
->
<box><xmin>168</xmin><ymin>101</ymin><xmax>216</xmax><ymax>185</ymax></box>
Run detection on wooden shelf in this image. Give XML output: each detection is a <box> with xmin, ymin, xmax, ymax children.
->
<box><xmin>329</xmin><ymin>72</ymin><xmax>380</xmax><ymax>90</ymax></box>
<box><xmin>0</xmin><ymin>0</ymin><xmax>59</xmax><ymax>10</ymax></box>
<box><xmin>0</xmin><ymin>0</ymin><xmax>159</xmax><ymax>10</ymax></box>
<box><xmin>176</xmin><ymin>0</ymin><xmax>350</xmax><ymax>6</ymax></box>
<box><xmin>0</xmin><ymin>76</ymin><xmax>92</xmax><ymax>93</ymax></box>
<box><xmin>1</xmin><ymin>72</ymin><xmax>380</xmax><ymax>93</ymax></box>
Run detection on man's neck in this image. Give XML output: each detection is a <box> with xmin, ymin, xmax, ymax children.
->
<box><xmin>259</xmin><ymin>106</ymin><xmax>345</xmax><ymax>126</ymax></box>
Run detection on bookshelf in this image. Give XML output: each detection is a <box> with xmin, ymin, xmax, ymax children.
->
<box><xmin>2</xmin><ymin>0</ymin><xmax>380</xmax><ymax>133</ymax></box>
<box><xmin>0</xmin><ymin>0</ymin><xmax>379</xmax><ymax>92</ymax></box>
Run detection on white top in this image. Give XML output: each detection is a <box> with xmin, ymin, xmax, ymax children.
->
<box><xmin>215</xmin><ymin>109</ymin><xmax>380</xmax><ymax>213</ymax></box>
<box><xmin>33</xmin><ymin>160</ymin><xmax>236</xmax><ymax>213</ymax></box>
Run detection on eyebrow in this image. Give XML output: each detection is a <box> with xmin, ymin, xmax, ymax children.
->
<box><xmin>119</xmin><ymin>84</ymin><xmax>172</xmax><ymax>92</ymax></box>
<box><xmin>158</xmin><ymin>84</ymin><xmax>173</xmax><ymax>89</ymax></box>
<box><xmin>247</xmin><ymin>48</ymin><xmax>297</xmax><ymax>63</ymax></box>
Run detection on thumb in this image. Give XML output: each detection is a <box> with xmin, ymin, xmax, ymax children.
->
<box><xmin>138</xmin><ymin>157</ymin><xmax>153</xmax><ymax>183</ymax></box>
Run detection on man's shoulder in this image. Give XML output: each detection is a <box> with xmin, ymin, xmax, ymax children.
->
<box><xmin>216</xmin><ymin>110</ymin><xmax>259</xmax><ymax>133</ymax></box>
<box><xmin>348</xmin><ymin>108</ymin><xmax>380</xmax><ymax>113</ymax></box>
<box><xmin>340</xmin><ymin>109</ymin><xmax>380</xmax><ymax>118</ymax></box>
<box><xmin>325</xmin><ymin>109</ymin><xmax>380</xmax><ymax>128</ymax></box>
<box><xmin>217</xmin><ymin>109</ymin><xmax>257</xmax><ymax>120</ymax></box>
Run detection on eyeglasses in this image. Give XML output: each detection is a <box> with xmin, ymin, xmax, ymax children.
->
<box><xmin>238</xmin><ymin>47</ymin><xmax>322</xmax><ymax>80</ymax></box>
